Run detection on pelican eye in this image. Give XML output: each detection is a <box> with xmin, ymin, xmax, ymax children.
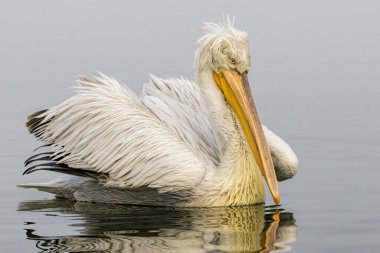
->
<box><xmin>229</xmin><ymin>58</ymin><xmax>237</xmax><ymax>65</ymax></box>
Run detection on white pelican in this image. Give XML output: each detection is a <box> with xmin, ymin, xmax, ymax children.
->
<box><xmin>22</xmin><ymin>20</ymin><xmax>298</xmax><ymax>207</ymax></box>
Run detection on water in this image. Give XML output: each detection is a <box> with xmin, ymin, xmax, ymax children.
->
<box><xmin>1</xmin><ymin>0</ymin><xmax>380</xmax><ymax>252</ymax></box>
<box><xmin>19</xmin><ymin>201</ymin><xmax>295</xmax><ymax>252</ymax></box>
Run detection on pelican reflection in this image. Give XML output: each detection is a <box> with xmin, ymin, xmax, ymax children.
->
<box><xmin>19</xmin><ymin>199</ymin><xmax>296</xmax><ymax>252</ymax></box>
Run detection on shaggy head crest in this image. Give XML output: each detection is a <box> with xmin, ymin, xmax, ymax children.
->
<box><xmin>195</xmin><ymin>18</ymin><xmax>251</xmax><ymax>78</ymax></box>
<box><xmin>197</xmin><ymin>18</ymin><xmax>248</xmax><ymax>45</ymax></box>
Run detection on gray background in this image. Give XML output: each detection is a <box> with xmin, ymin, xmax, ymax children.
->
<box><xmin>1</xmin><ymin>0</ymin><xmax>379</xmax><ymax>252</ymax></box>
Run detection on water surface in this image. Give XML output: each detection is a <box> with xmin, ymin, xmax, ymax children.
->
<box><xmin>19</xmin><ymin>200</ymin><xmax>295</xmax><ymax>252</ymax></box>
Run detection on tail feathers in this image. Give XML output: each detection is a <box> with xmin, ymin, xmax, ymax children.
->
<box><xmin>18</xmin><ymin>176</ymin><xmax>99</xmax><ymax>198</ymax></box>
<box><xmin>18</xmin><ymin>182</ymin><xmax>62</xmax><ymax>195</ymax></box>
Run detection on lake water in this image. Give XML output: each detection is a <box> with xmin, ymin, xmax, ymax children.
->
<box><xmin>1</xmin><ymin>1</ymin><xmax>379</xmax><ymax>252</ymax></box>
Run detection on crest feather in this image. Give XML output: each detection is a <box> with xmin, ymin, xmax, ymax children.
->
<box><xmin>198</xmin><ymin>17</ymin><xmax>247</xmax><ymax>45</ymax></box>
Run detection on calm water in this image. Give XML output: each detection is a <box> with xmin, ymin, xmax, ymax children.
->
<box><xmin>1</xmin><ymin>0</ymin><xmax>380</xmax><ymax>252</ymax></box>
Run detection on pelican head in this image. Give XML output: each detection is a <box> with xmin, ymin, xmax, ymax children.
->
<box><xmin>196</xmin><ymin>21</ymin><xmax>251</xmax><ymax>75</ymax></box>
<box><xmin>195</xmin><ymin>21</ymin><xmax>280</xmax><ymax>204</ymax></box>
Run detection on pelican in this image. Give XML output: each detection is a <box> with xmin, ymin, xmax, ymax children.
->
<box><xmin>22</xmin><ymin>20</ymin><xmax>298</xmax><ymax>207</ymax></box>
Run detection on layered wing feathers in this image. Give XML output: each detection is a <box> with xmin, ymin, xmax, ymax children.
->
<box><xmin>142</xmin><ymin>76</ymin><xmax>221</xmax><ymax>166</ymax></box>
<box><xmin>26</xmin><ymin>74</ymin><xmax>219</xmax><ymax>192</ymax></box>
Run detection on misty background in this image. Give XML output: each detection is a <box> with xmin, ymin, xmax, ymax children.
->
<box><xmin>0</xmin><ymin>0</ymin><xmax>379</xmax><ymax>252</ymax></box>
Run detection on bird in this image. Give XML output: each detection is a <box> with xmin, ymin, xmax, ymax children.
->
<box><xmin>22</xmin><ymin>20</ymin><xmax>298</xmax><ymax>207</ymax></box>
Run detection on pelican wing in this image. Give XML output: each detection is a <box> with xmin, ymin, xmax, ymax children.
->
<box><xmin>142</xmin><ymin>76</ymin><xmax>221</xmax><ymax>165</ymax></box>
<box><xmin>26</xmin><ymin>73</ymin><xmax>219</xmax><ymax>192</ymax></box>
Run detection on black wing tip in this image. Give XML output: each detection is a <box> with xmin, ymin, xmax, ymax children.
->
<box><xmin>23</xmin><ymin>166</ymin><xmax>106</xmax><ymax>180</ymax></box>
<box><xmin>23</xmin><ymin>152</ymin><xmax>106</xmax><ymax>180</ymax></box>
<box><xmin>24</xmin><ymin>151</ymin><xmax>54</xmax><ymax>166</ymax></box>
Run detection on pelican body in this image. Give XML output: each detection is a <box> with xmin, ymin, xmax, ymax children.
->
<box><xmin>23</xmin><ymin>21</ymin><xmax>298</xmax><ymax>207</ymax></box>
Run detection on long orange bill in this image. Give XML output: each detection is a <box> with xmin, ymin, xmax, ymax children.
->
<box><xmin>213</xmin><ymin>69</ymin><xmax>280</xmax><ymax>204</ymax></box>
